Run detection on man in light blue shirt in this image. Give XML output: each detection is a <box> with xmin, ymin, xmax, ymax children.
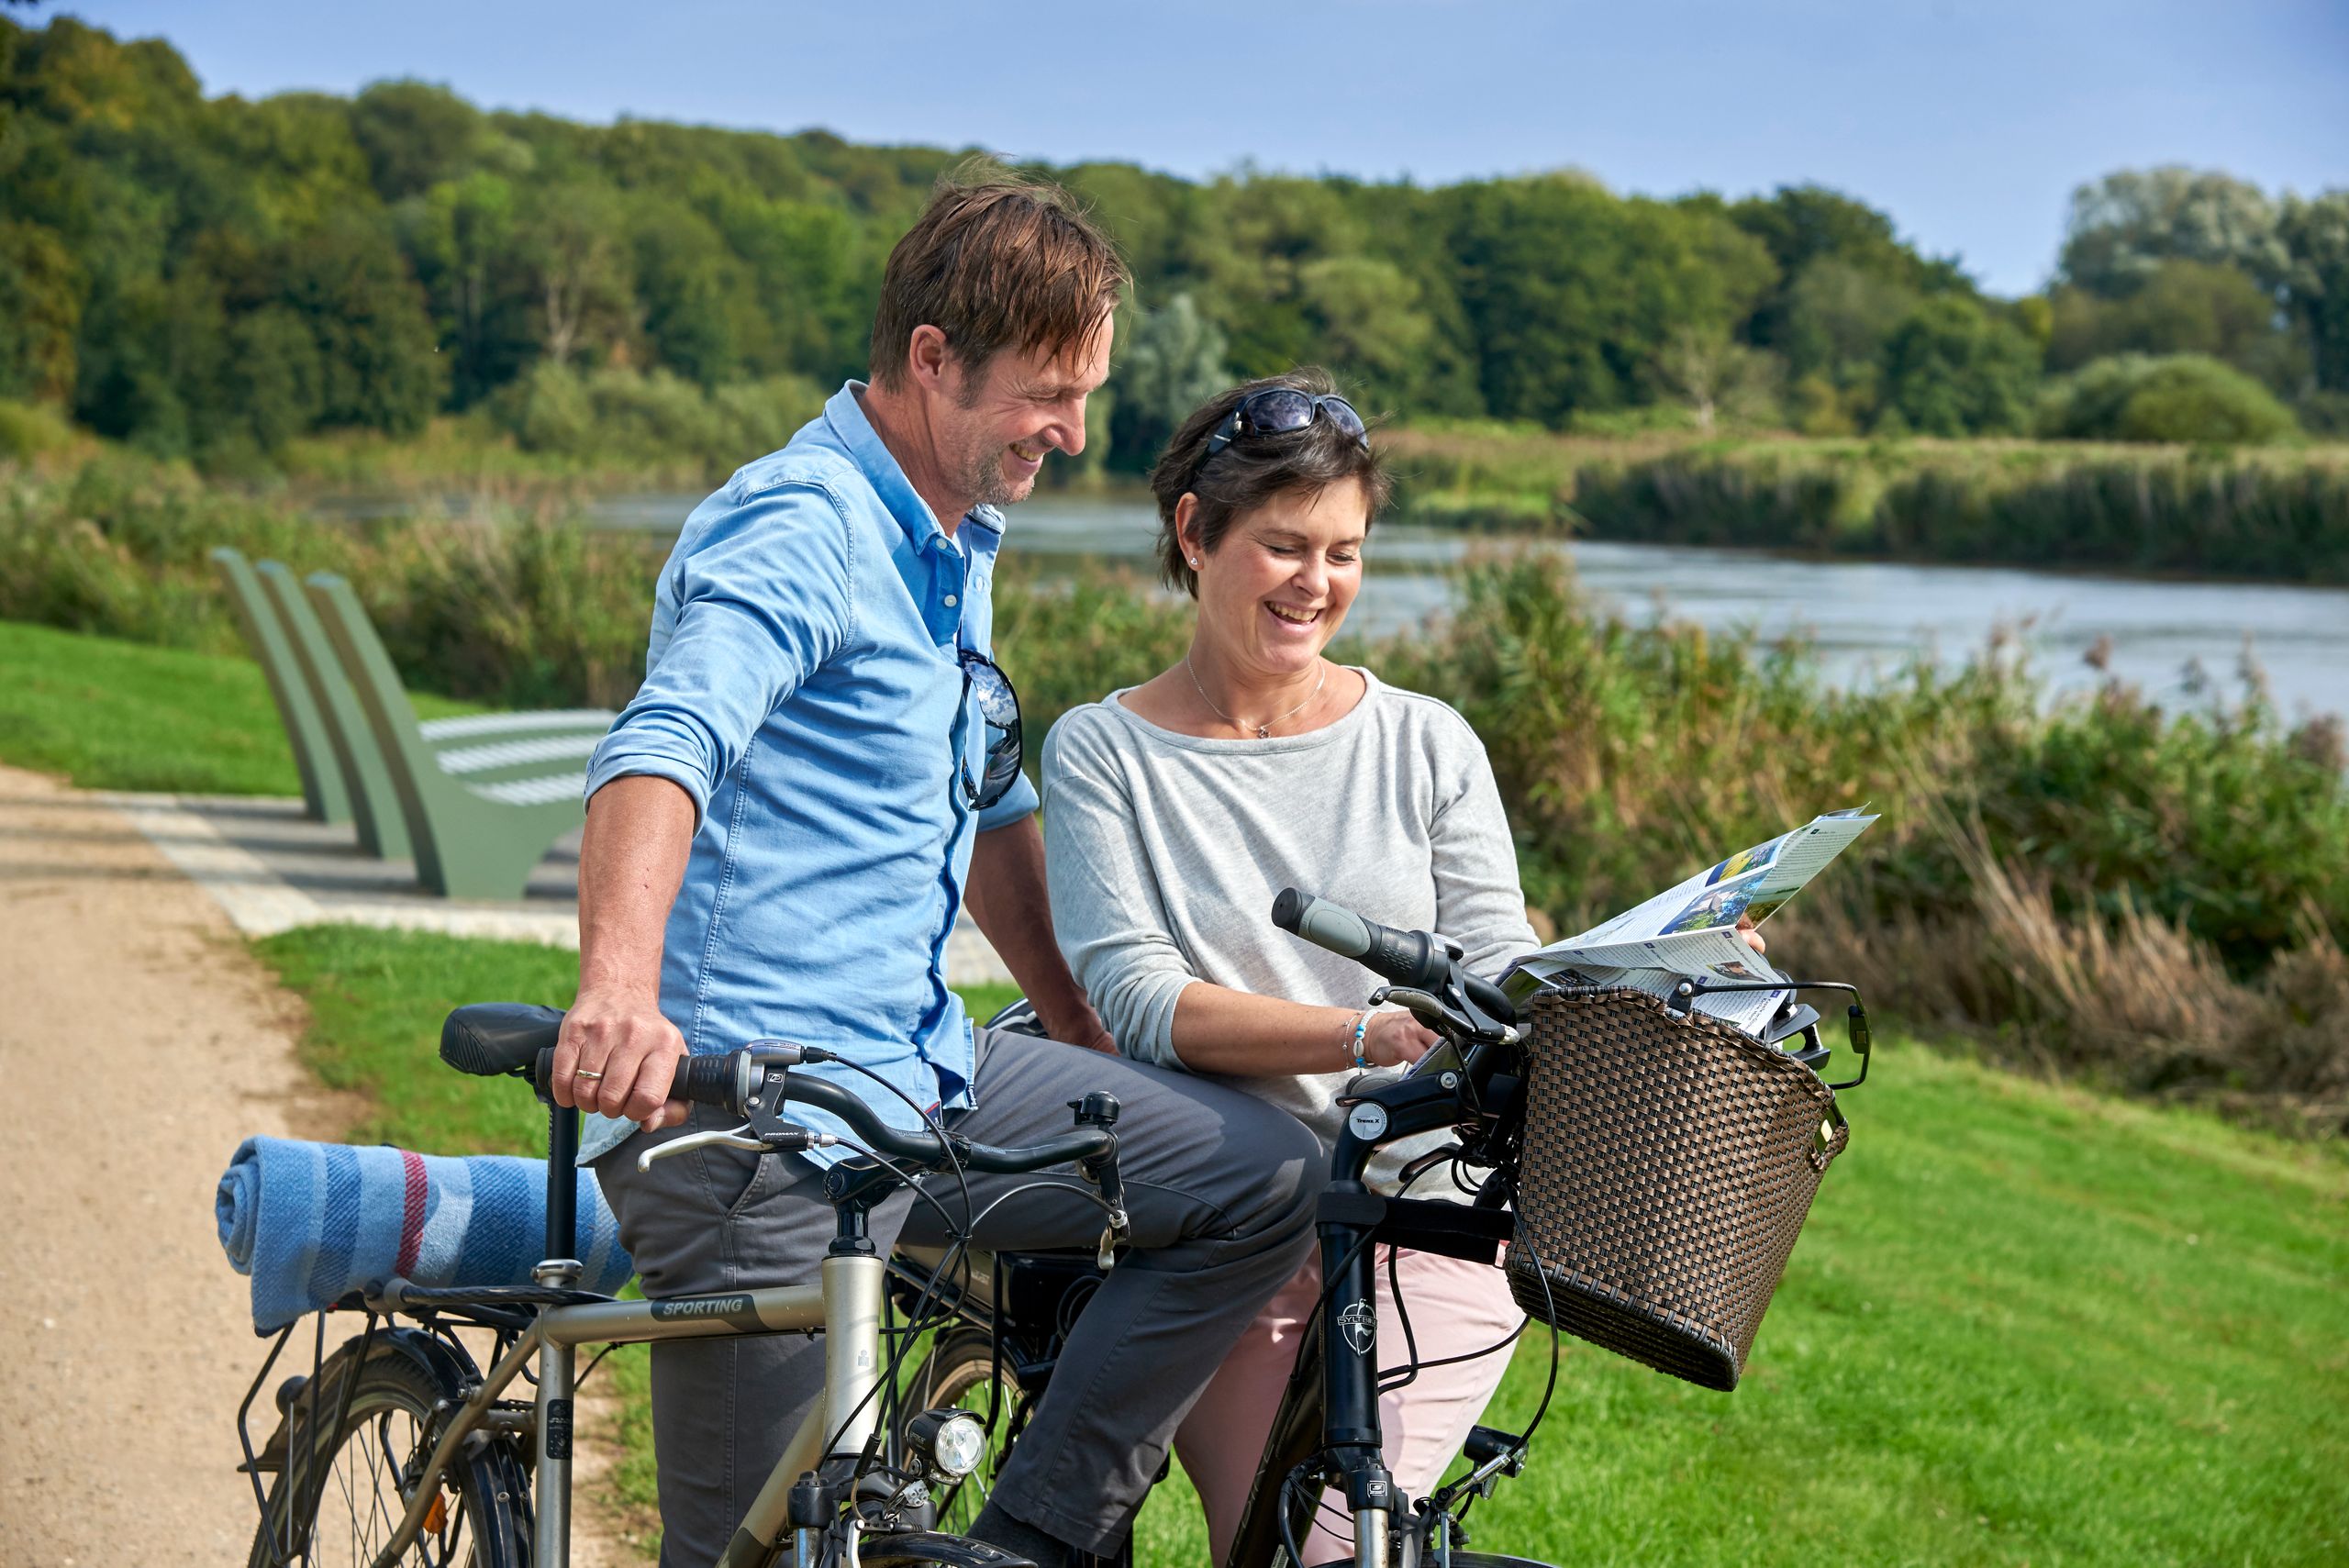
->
<box><xmin>554</xmin><ymin>174</ymin><xmax>1320</xmax><ymax>1568</ymax></box>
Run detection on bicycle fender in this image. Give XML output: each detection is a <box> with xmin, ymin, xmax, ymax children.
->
<box><xmin>362</xmin><ymin>1322</ymin><xmax>487</xmax><ymax>1396</ymax></box>
<box><xmin>241</xmin><ymin>1323</ymin><xmax>481</xmax><ymax>1473</ymax></box>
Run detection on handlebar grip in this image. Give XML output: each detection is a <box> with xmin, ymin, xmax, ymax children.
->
<box><xmin>529</xmin><ymin>1047</ymin><xmax>742</xmax><ymax>1110</ymax></box>
<box><xmin>1274</xmin><ymin>886</ymin><xmax>1448</xmax><ymax>991</ymax></box>
<box><xmin>1272</xmin><ymin>887</ymin><xmax>1375</xmax><ymax>961</ymax></box>
<box><xmin>676</xmin><ymin>1053</ymin><xmax>740</xmax><ymax>1109</ymax></box>
<box><xmin>1273</xmin><ymin>886</ymin><xmax>1517</xmax><ymax>1026</ymax></box>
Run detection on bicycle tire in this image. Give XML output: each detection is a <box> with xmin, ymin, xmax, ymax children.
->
<box><xmin>248</xmin><ymin>1336</ymin><xmax>531</xmax><ymax>1568</ymax></box>
<box><xmin>898</xmin><ymin>1328</ymin><xmax>1023</xmax><ymax>1540</ymax></box>
<box><xmin>1300</xmin><ymin>1553</ymin><xmax>1560</xmax><ymax>1568</ymax></box>
<box><xmin>860</xmin><ymin>1531</ymin><xmax>1038</xmax><ymax>1568</ymax></box>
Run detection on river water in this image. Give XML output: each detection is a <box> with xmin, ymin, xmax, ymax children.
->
<box><xmin>582</xmin><ymin>492</ymin><xmax>2349</xmax><ymax>720</ymax></box>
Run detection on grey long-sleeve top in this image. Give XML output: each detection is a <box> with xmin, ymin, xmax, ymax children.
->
<box><xmin>1040</xmin><ymin>670</ymin><xmax>1539</xmax><ymax>1196</ymax></box>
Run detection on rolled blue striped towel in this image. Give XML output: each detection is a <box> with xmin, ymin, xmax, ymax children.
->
<box><xmin>217</xmin><ymin>1136</ymin><xmax>633</xmax><ymax>1331</ymax></box>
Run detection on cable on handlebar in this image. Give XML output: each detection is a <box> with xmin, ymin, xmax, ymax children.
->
<box><xmin>818</xmin><ymin>1051</ymin><xmax>974</xmax><ymax>1260</ymax></box>
<box><xmin>664</xmin><ymin>1038</ymin><xmax>1131</xmax><ymax>1492</ymax></box>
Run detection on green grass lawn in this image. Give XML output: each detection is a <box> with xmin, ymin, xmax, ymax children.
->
<box><xmin>0</xmin><ymin>617</ymin><xmax>475</xmax><ymax>794</ymax></box>
<box><xmin>250</xmin><ymin>923</ymin><xmax>2348</xmax><ymax>1567</ymax></box>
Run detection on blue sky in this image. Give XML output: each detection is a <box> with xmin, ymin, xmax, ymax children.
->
<box><xmin>52</xmin><ymin>1</ymin><xmax>2349</xmax><ymax>296</ymax></box>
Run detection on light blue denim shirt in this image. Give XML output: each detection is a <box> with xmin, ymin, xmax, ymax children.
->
<box><xmin>577</xmin><ymin>382</ymin><xmax>1040</xmax><ymax>1165</ymax></box>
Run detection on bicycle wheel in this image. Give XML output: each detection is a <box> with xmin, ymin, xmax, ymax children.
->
<box><xmin>861</xmin><ymin>1532</ymin><xmax>1037</xmax><ymax>1568</ymax></box>
<box><xmin>897</xmin><ymin>1328</ymin><xmax>1024</xmax><ymax>1538</ymax></box>
<box><xmin>1300</xmin><ymin>1551</ymin><xmax>1559</xmax><ymax>1568</ymax></box>
<box><xmin>249</xmin><ymin>1339</ymin><xmax>530</xmax><ymax>1568</ymax></box>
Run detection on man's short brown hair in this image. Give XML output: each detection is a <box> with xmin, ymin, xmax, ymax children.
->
<box><xmin>868</xmin><ymin>164</ymin><xmax>1129</xmax><ymax>392</ymax></box>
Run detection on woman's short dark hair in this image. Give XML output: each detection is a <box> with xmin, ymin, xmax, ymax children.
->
<box><xmin>1148</xmin><ymin>369</ymin><xmax>1392</xmax><ymax>597</ymax></box>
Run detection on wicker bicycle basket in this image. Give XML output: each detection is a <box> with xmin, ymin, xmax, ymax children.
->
<box><xmin>1503</xmin><ymin>985</ymin><xmax>1849</xmax><ymax>1392</ymax></box>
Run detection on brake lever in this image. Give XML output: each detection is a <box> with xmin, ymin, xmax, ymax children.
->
<box><xmin>638</xmin><ymin>1124</ymin><xmax>768</xmax><ymax>1172</ymax></box>
<box><xmin>1371</xmin><ymin>983</ymin><xmax>1518</xmax><ymax>1047</ymax></box>
<box><xmin>1372</xmin><ymin>984</ymin><xmax>1454</xmax><ymax>1031</ymax></box>
<box><xmin>637</xmin><ymin>1120</ymin><xmax>830</xmax><ymax>1172</ymax></box>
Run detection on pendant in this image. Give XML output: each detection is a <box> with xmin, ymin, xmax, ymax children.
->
<box><xmin>1255</xmin><ymin>724</ymin><xmax>1270</xmax><ymax>740</ymax></box>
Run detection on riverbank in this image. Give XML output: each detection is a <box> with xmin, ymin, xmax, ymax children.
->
<box><xmin>20</xmin><ymin>408</ymin><xmax>2349</xmax><ymax>586</ymax></box>
<box><xmin>10</xmin><ymin>448</ymin><xmax>2349</xmax><ymax>1138</ymax></box>
<box><xmin>1385</xmin><ymin>426</ymin><xmax>2349</xmax><ymax>584</ymax></box>
<box><xmin>0</xmin><ymin>639</ymin><xmax>2342</xmax><ymax>1563</ymax></box>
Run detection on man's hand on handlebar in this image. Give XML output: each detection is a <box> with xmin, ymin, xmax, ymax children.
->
<box><xmin>553</xmin><ymin>987</ymin><xmax>690</xmax><ymax>1129</ymax></box>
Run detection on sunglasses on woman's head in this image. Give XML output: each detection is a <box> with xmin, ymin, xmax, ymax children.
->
<box><xmin>1204</xmin><ymin>389</ymin><xmax>1369</xmax><ymax>460</ymax></box>
<box><xmin>957</xmin><ymin>648</ymin><xmax>1024</xmax><ymax>810</ymax></box>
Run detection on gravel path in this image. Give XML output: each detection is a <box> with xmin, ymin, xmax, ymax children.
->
<box><xmin>0</xmin><ymin>765</ymin><xmax>630</xmax><ymax>1566</ymax></box>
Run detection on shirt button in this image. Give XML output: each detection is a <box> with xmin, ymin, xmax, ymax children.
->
<box><xmin>942</xmin><ymin>594</ymin><xmax>958</xmax><ymax>607</ymax></box>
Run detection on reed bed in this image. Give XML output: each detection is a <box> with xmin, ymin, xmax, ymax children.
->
<box><xmin>1386</xmin><ymin>430</ymin><xmax>2349</xmax><ymax>584</ymax></box>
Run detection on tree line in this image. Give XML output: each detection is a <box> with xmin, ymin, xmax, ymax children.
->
<box><xmin>4</xmin><ymin>14</ymin><xmax>2346</xmax><ymax>473</ymax></box>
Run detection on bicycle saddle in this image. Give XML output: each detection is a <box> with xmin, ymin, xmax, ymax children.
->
<box><xmin>441</xmin><ymin>1002</ymin><xmax>565</xmax><ymax>1078</ymax></box>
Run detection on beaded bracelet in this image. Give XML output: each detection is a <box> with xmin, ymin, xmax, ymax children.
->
<box><xmin>1350</xmin><ymin>1010</ymin><xmax>1370</xmax><ymax>1070</ymax></box>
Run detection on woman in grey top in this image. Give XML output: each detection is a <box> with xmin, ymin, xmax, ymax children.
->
<box><xmin>1040</xmin><ymin>371</ymin><xmax>1536</xmax><ymax>1566</ymax></box>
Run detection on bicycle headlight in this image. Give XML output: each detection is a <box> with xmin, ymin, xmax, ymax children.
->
<box><xmin>907</xmin><ymin>1408</ymin><xmax>986</xmax><ymax>1479</ymax></box>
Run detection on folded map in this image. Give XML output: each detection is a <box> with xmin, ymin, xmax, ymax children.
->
<box><xmin>1508</xmin><ymin>808</ymin><xmax>1876</xmax><ymax>1035</ymax></box>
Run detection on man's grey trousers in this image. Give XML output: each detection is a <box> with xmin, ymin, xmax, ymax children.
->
<box><xmin>595</xmin><ymin>1025</ymin><xmax>1324</xmax><ymax>1565</ymax></box>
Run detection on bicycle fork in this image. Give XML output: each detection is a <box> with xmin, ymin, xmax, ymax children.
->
<box><xmin>1319</xmin><ymin>1183</ymin><xmax>1396</xmax><ymax>1568</ymax></box>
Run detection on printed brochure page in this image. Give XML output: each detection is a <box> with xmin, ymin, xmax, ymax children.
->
<box><xmin>1511</xmin><ymin>808</ymin><xmax>1876</xmax><ymax>1035</ymax></box>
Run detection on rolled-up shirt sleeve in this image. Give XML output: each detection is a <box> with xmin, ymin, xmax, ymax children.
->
<box><xmin>585</xmin><ymin>481</ymin><xmax>856</xmax><ymax>826</ymax></box>
<box><xmin>1040</xmin><ymin>714</ymin><xmax>1198</xmax><ymax>1069</ymax></box>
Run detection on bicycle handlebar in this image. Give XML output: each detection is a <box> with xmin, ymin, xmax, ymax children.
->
<box><xmin>744</xmin><ymin>1071</ymin><xmax>1114</xmax><ymax>1175</ymax></box>
<box><xmin>532</xmin><ymin>1043</ymin><xmax>1118</xmax><ymax>1177</ymax></box>
<box><xmin>1272</xmin><ymin>886</ymin><xmax>1516</xmax><ymax>1026</ymax></box>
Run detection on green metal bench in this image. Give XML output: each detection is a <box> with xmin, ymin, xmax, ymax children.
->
<box><xmin>215</xmin><ymin>547</ymin><xmax>419</xmax><ymax>857</ymax></box>
<box><xmin>210</xmin><ymin>547</ymin><xmax>616</xmax><ymax>896</ymax></box>
<box><xmin>210</xmin><ymin>548</ymin><xmax>351</xmax><ymax>828</ymax></box>
<box><xmin>303</xmin><ymin>571</ymin><xmax>612</xmax><ymax>900</ymax></box>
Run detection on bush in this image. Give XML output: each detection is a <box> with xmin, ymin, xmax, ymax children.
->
<box><xmin>2295</xmin><ymin>389</ymin><xmax>2349</xmax><ymax>438</ymax></box>
<box><xmin>490</xmin><ymin>364</ymin><xmax>825</xmax><ymax>474</ymax></box>
<box><xmin>1878</xmin><ymin>297</ymin><xmax>2041</xmax><ymax>436</ymax></box>
<box><xmin>2039</xmin><ymin>353</ymin><xmax>2301</xmax><ymax>444</ymax></box>
<box><xmin>0</xmin><ymin>397</ymin><xmax>81</xmax><ymax>462</ymax></box>
<box><xmin>1371</xmin><ymin>552</ymin><xmax>2349</xmax><ymax>1129</ymax></box>
<box><xmin>0</xmin><ymin>456</ymin><xmax>658</xmax><ymax>706</ymax></box>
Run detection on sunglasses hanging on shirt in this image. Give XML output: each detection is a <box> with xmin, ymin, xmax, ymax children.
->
<box><xmin>957</xmin><ymin>648</ymin><xmax>1025</xmax><ymax>810</ymax></box>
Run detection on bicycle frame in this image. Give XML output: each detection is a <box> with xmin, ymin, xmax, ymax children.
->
<box><xmin>334</xmin><ymin>1088</ymin><xmax>897</xmax><ymax>1568</ymax></box>
<box><xmin>1224</xmin><ymin>1062</ymin><xmax>1519</xmax><ymax>1568</ymax></box>
<box><xmin>364</xmin><ymin>1255</ymin><xmax>885</xmax><ymax>1568</ymax></box>
<box><xmin>259</xmin><ymin>1029</ymin><xmax>1132</xmax><ymax>1568</ymax></box>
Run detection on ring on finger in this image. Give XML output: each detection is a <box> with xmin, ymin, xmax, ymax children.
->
<box><xmin>574</xmin><ymin>1069</ymin><xmax>605</xmax><ymax>1082</ymax></box>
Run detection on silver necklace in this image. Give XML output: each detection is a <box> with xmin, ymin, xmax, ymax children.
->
<box><xmin>1185</xmin><ymin>656</ymin><xmax>1326</xmax><ymax>739</ymax></box>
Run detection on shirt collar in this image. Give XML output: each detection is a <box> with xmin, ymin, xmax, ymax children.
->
<box><xmin>824</xmin><ymin>381</ymin><xmax>1006</xmax><ymax>556</ymax></box>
